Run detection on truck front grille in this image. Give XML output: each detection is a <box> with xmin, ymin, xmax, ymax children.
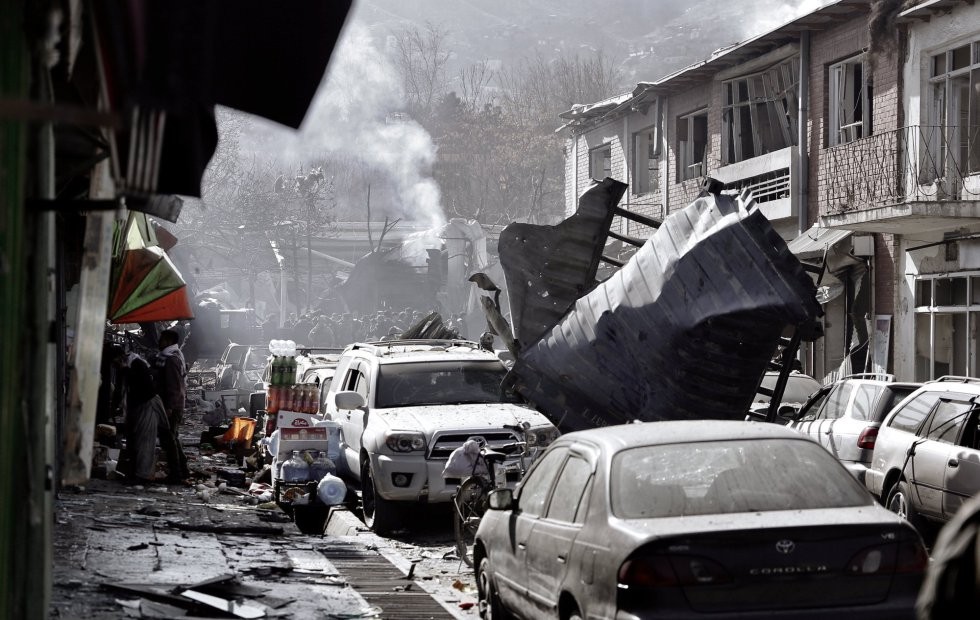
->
<box><xmin>427</xmin><ymin>431</ymin><xmax>517</xmax><ymax>460</ymax></box>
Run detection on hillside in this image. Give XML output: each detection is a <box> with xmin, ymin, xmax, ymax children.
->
<box><xmin>351</xmin><ymin>0</ymin><xmax>823</xmax><ymax>92</ymax></box>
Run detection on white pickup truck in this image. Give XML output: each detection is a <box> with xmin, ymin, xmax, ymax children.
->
<box><xmin>322</xmin><ymin>339</ymin><xmax>559</xmax><ymax>534</ymax></box>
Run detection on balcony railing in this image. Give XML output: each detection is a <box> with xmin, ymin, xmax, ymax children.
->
<box><xmin>821</xmin><ymin>125</ymin><xmax>980</xmax><ymax>215</ymax></box>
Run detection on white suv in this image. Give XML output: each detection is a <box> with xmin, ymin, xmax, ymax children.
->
<box><xmin>323</xmin><ymin>339</ymin><xmax>559</xmax><ymax>534</ymax></box>
<box><xmin>865</xmin><ymin>377</ymin><xmax>980</xmax><ymax>530</ymax></box>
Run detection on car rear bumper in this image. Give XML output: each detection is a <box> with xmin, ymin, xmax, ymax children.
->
<box><xmin>615</xmin><ymin>600</ymin><xmax>917</xmax><ymax>620</ymax></box>
<box><xmin>842</xmin><ymin>461</ymin><xmax>870</xmax><ymax>485</ymax></box>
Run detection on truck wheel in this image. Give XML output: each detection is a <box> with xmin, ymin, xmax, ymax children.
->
<box><xmin>361</xmin><ymin>461</ymin><xmax>398</xmax><ymax>535</ymax></box>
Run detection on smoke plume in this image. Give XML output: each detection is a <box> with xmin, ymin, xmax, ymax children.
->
<box><xmin>233</xmin><ymin>23</ymin><xmax>446</xmax><ymax>229</ymax></box>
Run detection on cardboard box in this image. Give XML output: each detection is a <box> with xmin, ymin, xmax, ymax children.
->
<box><xmin>277</xmin><ymin>411</ymin><xmax>317</xmax><ymax>430</ymax></box>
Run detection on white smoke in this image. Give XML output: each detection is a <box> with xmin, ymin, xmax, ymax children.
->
<box><xmin>233</xmin><ymin>22</ymin><xmax>446</xmax><ymax>229</ymax></box>
<box><xmin>747</xmin><ymin>0</ymin><xmax>829</xmax><ymax>36</ymax></box>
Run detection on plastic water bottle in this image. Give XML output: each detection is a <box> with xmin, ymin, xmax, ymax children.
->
<box><xmin>317</xmin><ymin>473</ymin><xmax>347</xmax><ymax>505</ymax></box>
<box><xmin>281</xmin><ymin>450</ymin><xmax>309</xmax><ymax>483</ymax></box>
<box><xmin>309</xmin><ymin>451</ymin><xmax>336</xmax><ymax>481</ymax></box>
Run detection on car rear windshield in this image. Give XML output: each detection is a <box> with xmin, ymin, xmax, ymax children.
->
<box><xmin>611</xmin><ymin>438</ymin><xmax>871</xmax><ymax>519</ymax></box>
<box><xmin>375</xmin><ymin>360</ymin><xmax>521</xmax><ymax>408</ymax></box>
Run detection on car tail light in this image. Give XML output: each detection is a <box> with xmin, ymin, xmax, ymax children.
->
<box><xmin>894</xmin><ymin>541</ymin><xmax>930</xmax><ymax>574</ymax></box>
<box><xmin>845</xmin><ymin>541</ymin><xmax>928</xmax><ymax>575</ymax></box>
<box><xmin>857</xmin><ymin>426</ymin><xmax>878</xmax><ymax>450</ymax></box>
<box><xmin>618</xmin><ymin>555</ymin><xmax>732</xmax><ymax>589</ymax></box>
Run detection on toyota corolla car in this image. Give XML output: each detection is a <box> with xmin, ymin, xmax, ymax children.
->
<box><xmin>474</xmin><ymin>420</ymin><xmax>927</xmax><ymax>620</ymax></box>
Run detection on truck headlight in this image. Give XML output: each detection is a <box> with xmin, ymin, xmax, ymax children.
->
<box><xmin>385</xmin><ymin>432</ymin><xmax>427</xmax><ymax>453</ymax></box>
<box><xmin>525</xmin><ymin>425</ymin><xmax>560</xmax><ymax>447</ymax></box>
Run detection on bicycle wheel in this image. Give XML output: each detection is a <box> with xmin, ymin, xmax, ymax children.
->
<box><xmin>453</xmin><ymin>476</ymin><xmax>489</xmax><ymax>567</ymax></box>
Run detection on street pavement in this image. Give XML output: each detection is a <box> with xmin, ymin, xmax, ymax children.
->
<box><xmin>49</xmin><ymin>407</ymin><xmax>480</xmax><ymax>619</ymax></box>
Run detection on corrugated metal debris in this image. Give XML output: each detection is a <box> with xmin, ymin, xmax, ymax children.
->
<box><xmin>499</xmin><ymin>179</ymin><xmax>821</xmax><ymax>432</ymax></box>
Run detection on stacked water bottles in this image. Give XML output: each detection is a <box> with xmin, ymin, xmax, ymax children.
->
<box><xmin>264</xmin><ymin>339</ymin><xmax>321</xmax><ymax>436</ymax></box>
<box><xmin>279</xmin><ymin>449</ymin><xmax>346</xmax><ymax>506</ymax></box>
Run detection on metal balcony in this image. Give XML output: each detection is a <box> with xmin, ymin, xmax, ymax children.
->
<box><xmin>820</xmin><ymin>125</ymin><xmax>980</xmax><ymax>215</ymax></box>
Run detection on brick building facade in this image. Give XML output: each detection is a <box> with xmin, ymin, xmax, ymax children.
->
<box><xmin>561</xmin><ymin>0</ymin><xmax>980</xmax><ymax>383</ymax></box>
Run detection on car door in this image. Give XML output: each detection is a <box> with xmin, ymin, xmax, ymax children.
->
<box><xmin>524</xmin><ymin>451</ymin><xmax>595</xmax><ymax>619</ymax></box>
<box><xmin>337</xmin><ymin>362</ymin><xmax>370</xmax><ymax>477</ymax></box>
<box><xmin>792</xmin><ymin>384</ymin><xmax>835</xmax><ymax>444</ymax></box>
<box><xmin>943</xmin><ymin>405</ymin><xmax>980</xmax><ymax>519</ymax></box>
<box><xmin>493</xmin><ymin>447</ymin><xmax>568</xmax><ymax>614</ymax></box>
<box><xmin>909</xmin><ymin>395</ymin><xmax>974</xmax><ymax>520</ymax></box>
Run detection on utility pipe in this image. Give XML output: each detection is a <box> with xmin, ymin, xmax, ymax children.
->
<box><xmin>798</xmin><ymin>30</ymin><xmax>810</xmax><ymax>235</ymax></box>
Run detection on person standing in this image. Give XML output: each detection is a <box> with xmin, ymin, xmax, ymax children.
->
<box><xmin>154</xmin><ymin>329</ymin><xmax>190</xmax><ymax>480</ymax></box>
<box><xmin>112</xmin><ymin>346</ymin><xmax>189</xmax><ymax>483</ymax></box>
<box><xmin>155</xmin><ymin>329</ymin><xmax>187</xmax><ymax>429</ymax></box>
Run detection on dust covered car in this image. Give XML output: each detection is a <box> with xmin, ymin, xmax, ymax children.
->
<box><xmin>474</xmin><ymin>420</ymin><xmax>927</xmax><ymax>620</ymax></box>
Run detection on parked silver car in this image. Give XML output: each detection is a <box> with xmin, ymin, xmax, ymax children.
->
<box><xmin>747</xmin><ymin>370</ymin><xmax>822</xmax><ymax>422</ymax></box>
<box><xmin>865</xmin><ymin>377</ymin><xmax>980</xmax><ymax>531</ymax></box>
<box><xmin>474</xmin><ymin>420</ymin><xmax>927</xmax><ymax>620</ymax></box>
<box><xmin>790</xmin><ymin>374</ymin><xmax>921</xmax><ymax>483</ymax></box>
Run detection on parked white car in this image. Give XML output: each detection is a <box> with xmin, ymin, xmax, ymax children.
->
<box><xmin>865</xmin><ymin>377</ymin><xmax>980</xmax><ymax>530</ymax></box>
<box><xmin>790</xmin><ymin>374</ymin><xmax>921</xmax><ymax>483</ymax></box>
<box><xmin>322</xmin><ymin>339</ymin><xmax>559</xmax><ymax>534</ymax></box>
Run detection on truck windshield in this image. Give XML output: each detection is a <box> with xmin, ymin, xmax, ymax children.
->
<box><xmin>375</xmin><ymin>360</ymin><xmax>521</xmax><ymax>408</ymax></box>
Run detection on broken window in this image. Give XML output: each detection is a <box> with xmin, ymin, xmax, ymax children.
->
<box><xmin>589</xmin><ymin>145</ymin><xmax>612</xmax><ymax>180</ymax></box>
<box><xmin>927</xmin><ymin>42</ymin><xmax>980</xmax><ymax>179</ymax></box>
<box><xmin>633</xmin><ymin>126</ymin><xmax>659</xmax><ymax>194</ymax></box>
<box><xmin>829</xmin><ymin>55</ymin><xmax>872</xmax><ymax>146</ymax></box>
<box><xmin>721</xmin><ymin>57</ymin><xmax>798</xmax><ymax>164</ymax></box>
<box><xmin>676</xmin><ymin>111</ymin><xmax>707</xmax><ymax>181</ymax></box>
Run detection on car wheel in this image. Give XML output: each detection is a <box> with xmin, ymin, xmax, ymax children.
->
<box><xmin>564</xmin><ymin>603</ymin><xmax>583</xmax><ymax>620</ymax></box>
<box><xmin>361</xmin><ymin>461</ymin><xmax>398</xmax><ymax>535</ymax></box>
<box><xmin>886</xmin><ymin>480</ymin><xmax>926</xmax><ymax>531</ymax></box>
<box><xmin>477</xmin><ymin>557</ymin><xmax>512</xmax><ymax>620</ymax></box>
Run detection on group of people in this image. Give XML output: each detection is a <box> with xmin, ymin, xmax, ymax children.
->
<box><xmin>110</xmin><ymin>329</ymin><xmax>191</xmax><ymax>484</ymax></box>
<box><xmin>264</xmin><ymin>307</ymin><xmax>467</xmax><ymax>348</ymax></box>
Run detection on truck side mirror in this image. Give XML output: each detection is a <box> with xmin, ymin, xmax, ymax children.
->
<box><xmin>334</xmin><ymin>391</ymin><xmax>365</xmax><ymax>411</ymax></box>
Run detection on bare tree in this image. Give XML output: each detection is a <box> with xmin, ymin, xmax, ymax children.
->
<box><xmin>390</xmin><ymin>21</ymin><xmax>452</xmax><ymax>119</ymax></box>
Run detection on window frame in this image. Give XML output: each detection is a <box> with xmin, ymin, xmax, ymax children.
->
<box><xmin>632</xmin><ymin>125</ymin><xmax>660</xmax><ymax>195</ymax></box>
<box><xmin>676</xmin><ymin>110</ymin><xmax>708</xmax><ymax>182</ymax></box>
<box><xmin>515</xmin><ymin>446</ymin><xmax>569</xmax><ymax>518</ymax></box>
<box><xmin>828</xmin><ymin>54</ymin><xmax>872</xmax><ymax>146</ymax></box>
<box><xmin>913</xmin><ymin>273</ymin><xmax>980</xmax><ymax>380</ymax></box>
<box><xmin>543</xmin><ymin>455</ymin><xmax>594</xmax><ymax>524</ymax></box>
<box><xmin>926</xmin><ymin>41</ymin><xmax>980</xmax><ymax>179</ymax></box>
<box><xmin>589</xmin><ymin>144</ymin><xmax>612</xmax><ymax>181</ymax></box>
<box><xmin>720</xmin><ymin>57</ymin><xmax>799</xmax><ymax>164</ymax></box>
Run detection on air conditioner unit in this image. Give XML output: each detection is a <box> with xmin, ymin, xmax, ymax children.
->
<box><xmin>852</xmin><ymin>235</ymin><xmax>874</xmax><ymax>257</ymax></box>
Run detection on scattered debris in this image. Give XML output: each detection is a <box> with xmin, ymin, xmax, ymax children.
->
<box><xmin>165</xmin><ymin>521</ymin><xmax>285</xmax><ymax>536</ymax></box>
<box><xmin>180</xmin><ymin>589</ymin><xmax>267</xmax><ymax>619</ymax></box>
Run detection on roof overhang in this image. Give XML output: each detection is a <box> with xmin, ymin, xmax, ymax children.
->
<box><xmin>787</xmin><ymin>224</ymin><xmax>853</xmax><ymax>259</ymax></box>
<box><xmin>558</xmin><ymin>0</ymin><xmax>871</xmax><ymax>131</ymax></box>
<box><xmin>897</xmin><ymin>0</ymin><xmax>971</xmax><ymax>23</ymax></box>
<box><xmin>819</xmin><ymin>201</ymin><xmax>980</xmax><ymax>234</ymax></box>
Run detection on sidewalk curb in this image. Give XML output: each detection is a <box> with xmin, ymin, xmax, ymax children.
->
<box><xmin>322</xmin><ymin>507</ymin><xmax>470</xmax><ymax>619</ymax></box>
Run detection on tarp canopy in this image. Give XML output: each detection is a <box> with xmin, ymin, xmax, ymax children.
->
<box><xmin>90</xmin><ymin>0</ymin><xmax>354</xmax><ymax>197</ymax></box>
<box><xmin>787</xmin><ymin>224</ymin><xmax>853</xmax><ymax>259</ymax></box>
<box><xmin>109</xmin><ymin>213</ymin><xmax>193</xmax><ymax>324</ymax></box>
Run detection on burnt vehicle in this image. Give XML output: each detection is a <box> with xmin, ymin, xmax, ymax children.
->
<box><xmin>494</xmin><ymin>177</ymin><xmax>823</xmax><ymax>432</ymax></box>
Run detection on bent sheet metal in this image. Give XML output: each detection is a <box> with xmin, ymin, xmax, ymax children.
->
<box><xmin>500</xmin><ymin>179</ymin><xmax>821</xmax><ymax>432</ymax></box>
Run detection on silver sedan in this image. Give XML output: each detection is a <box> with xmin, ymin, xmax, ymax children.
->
<box><xmin>474</xmin><ymin>420</ymin><xmax>927</xmax><ymax>620</ymax></box>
